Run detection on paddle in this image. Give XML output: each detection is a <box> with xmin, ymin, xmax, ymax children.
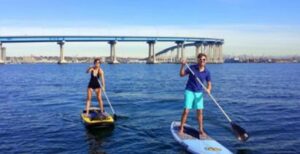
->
<box><xmin>97</xmin><ymin>79</ymin><xmax>117</xmax><ymax>120</ymax></box>
<box><xmin>185</xmin><ymin>63</ymin><xmax>249</xmax><ymax>142</ymax></box>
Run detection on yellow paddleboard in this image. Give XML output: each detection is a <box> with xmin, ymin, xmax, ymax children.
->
<box><xmin>81</xmin><ymin>107</ymin><xmax>114</xmax><ymax>128</ymax></box>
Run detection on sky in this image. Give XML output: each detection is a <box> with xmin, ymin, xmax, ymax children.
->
<box><xmin>0</xmin><ymin>0</ymin><xmax>300</xmax><ymax>57</ymax></box>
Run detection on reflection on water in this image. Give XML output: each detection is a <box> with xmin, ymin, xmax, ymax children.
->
<box><xmin>236</xmin><ymin>148</ymin><xmax>253</xmax><ymax>154</ymax></box>
<box><xmin>86</xmin><ymin>126</ymin><xmax>115</xmax><ymax>154</ymax></box>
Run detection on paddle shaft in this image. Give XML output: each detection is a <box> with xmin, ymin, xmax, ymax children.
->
<box><xmin>185</xmin><ymin>64</ymin><xmax>232</xmax><ymax>122</ymax></box>
<box><xmin>98</xmin><ymin>79</ymin><xmax>116</xmax><ymax>115</ymax></box>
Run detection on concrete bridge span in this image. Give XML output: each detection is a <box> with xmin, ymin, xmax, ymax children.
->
<box><xmin>0</xmin><ymin>36</ymin><xmax>224</xmax><ymax>64</ymax></box>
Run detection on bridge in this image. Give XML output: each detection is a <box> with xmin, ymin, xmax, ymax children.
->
<box><xmin>0</xmin><ymin>36</ymin><xmax>224</xmax><ymax>64</ymax></box>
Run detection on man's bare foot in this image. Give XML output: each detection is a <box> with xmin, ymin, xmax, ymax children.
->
<box><xmin>178</xmin><ymin>128</ymin><xmax>184</xmax><ymax>136</ymax></box>
<box><xmin>199</xmin><ymin>131</ymin><xmax>207</xmax><ymax>139</ymax></box>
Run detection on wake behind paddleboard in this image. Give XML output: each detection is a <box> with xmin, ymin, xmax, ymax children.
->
<box><xmin>171</xmin><ymin>121</ymin><xmax>232</xmax><ymax>154</ymax></box>
<box><xmin>81</xmin><ymin>107</ymin><xmax>114</xmax><ymax>128</ymax></box>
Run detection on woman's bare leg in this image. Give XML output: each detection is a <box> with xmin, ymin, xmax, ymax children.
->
<box><xmin>95</xmin><ymin>88</ymin><xmax>104</xmax><ymax>113</ymax></box>
<box><xmin>85</xmin><ymin>88</ymin><xmax>92</xmax><ymax>116</ymax></box>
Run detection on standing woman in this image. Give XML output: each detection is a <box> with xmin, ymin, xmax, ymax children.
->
<box><xmin>85</xmin><ymin>58</ymin><xmax>106</xmax><ymax>117</ymax></box>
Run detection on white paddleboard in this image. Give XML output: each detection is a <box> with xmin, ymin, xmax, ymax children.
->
<box><xmin>171</xmin><ymin>121</ymin><xmax>232</xmax><ymax>154</ymax></box>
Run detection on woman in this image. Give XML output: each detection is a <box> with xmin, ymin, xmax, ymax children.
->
<box><xmin>85</xmin><ymin>58</ymin><xmax>106</xmax><ymax>117</ymax></box>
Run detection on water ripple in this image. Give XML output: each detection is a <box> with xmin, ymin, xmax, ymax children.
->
<box><xmin>0</xmin><ymin>63</ymin><xmax>299</xmax><ymax>153</ymax></box>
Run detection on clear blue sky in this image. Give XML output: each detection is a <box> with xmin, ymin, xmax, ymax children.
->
<box><xmin>1</xmin><ymin>0</ymin><xmax>300</xmax><ymax>57</ymax></box>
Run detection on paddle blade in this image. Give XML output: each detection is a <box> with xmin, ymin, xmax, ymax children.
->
<box><xmin>231</xmin><ymin>122</ymin><xmax>249</xmax><ymax>142</ymax></box>
<box><xmin>113</xmin><ymin>114</ymin><xmax>117</xmax><ymax>121</ymax></box>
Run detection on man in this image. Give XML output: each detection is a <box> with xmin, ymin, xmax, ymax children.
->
<box><xmin>179</xmin><ymin>53</ymin><xmax>211</xmax><ymax>138</ymax></box>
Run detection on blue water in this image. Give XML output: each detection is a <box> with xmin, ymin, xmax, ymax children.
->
<box><xmin>0</xmin><ymin>63</ymin><xmax>299</xmax><ymax>154</ymax></box>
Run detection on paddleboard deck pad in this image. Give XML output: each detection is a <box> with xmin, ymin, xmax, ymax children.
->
<box><xmin>171</xmin><ymin>121</ymin><xmax>232</xmax><ymax>154</ymax></box>
<box><xmin>81</xmin><ymin>107</ymin><xmax>114</xmax><ymax>128</ymax></box>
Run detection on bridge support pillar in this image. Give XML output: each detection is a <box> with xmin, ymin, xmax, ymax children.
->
<box><xmin>0</xmin><ymin>43</ymin><xmax>4</xmax><ymax>64</ymax></box>
<box><xmin>219</xmin><ymin>44</ymin><xmax>223</xmax><ymax>63</ymax></box>
<box><xmin>216</xmin><ymin>44</ymin><xmax>221</xmax><ymax>63</ymax></box>
<box><xmin>147</xmin><ymin>41</ymin><xmax>156</xmax><ymax>64</ymax></box>
<box><xmin>57</xmin><ymin>41</ymin><xmax>67</xmax><ymax>64</ymax></box>
<box><xmin>176</xmin><ymin>44</ymin><xmax>180</xmax><ymax>62</ymax></box>
<box><xmin>213</xmin><ymin>43</ymin><xmax>217</xmax><ymax>63</ymax></box>
<box><xmin>175</xmin><ymin>41</ymin><xmax>184</xmax><ymax>63</ymax></box>
<box><xmin>196</xmin><ymin>45</ymin><xmax>200</xmax><ymax>57</ymax></box>
<box><xmin>214</xmin><ymin>44</ymin><xmax>218</xmax><ymax>63</ymax></box>
<box><xmin>213</xmin><ymin>43</ymin><xmax>223</xmax><ymax>63</ymax></box>
<box><xmin>202</xmin><ymin>44</ymin><xmax>208</xmax><ymax>56</ymax></box>
<box><xmin>1</xmin><ymin>47</ymin><xmax>6</xmax><ymax>64</ymax></box>
<box><xmin>195</xmin><ymin>42</ymin><xmax>203</xmax><ymax>59</ymax></box>
<box><xmin>108</xmin><ymin>41</ymin><xmax>119</xmax><ymax>64</ymax></box>
<box><xmin>181</xmin><ymin>44</ymin><xmax>185</xmax><ymax>60</ymax></box>
<box><xmin>206</xmin><ymin>44</ymin><xmax>210</xmax><ymax>62</ymax></box>
<box><xmin>170</xmin><ymin>49</ymin><xmax>174</xmax><ymax>63</ymax></box>
<box><xmin>212</xmin><ymin>44</ymin><xmax>217</xmax><ymax>63</ymax></box>
<box><xmin>200</xmin><ymin>44</ymin><xmax>204</xmax><ymax>54</ymax></box>
<box><xmin>208</xmin><ymin>43</ymin><xmax>214</xmax><ymax>63</ymax></box>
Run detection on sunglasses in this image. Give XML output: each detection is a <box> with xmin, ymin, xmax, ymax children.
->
<box><xmin>198</xmin><ymin>58</ymin><xmax>206</xmax><ymax>61</ymax></box>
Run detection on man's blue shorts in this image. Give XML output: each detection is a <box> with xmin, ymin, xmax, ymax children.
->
<box><xmin>184</xmin><ymin>90</ymin><xmax>204</xmax><ymax>110</ymax></box>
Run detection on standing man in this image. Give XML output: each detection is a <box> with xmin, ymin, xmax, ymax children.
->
<box><xmin>179</xmin><ymin>53</ymin><xmax>211</xmax><ymax>138</ymax></box>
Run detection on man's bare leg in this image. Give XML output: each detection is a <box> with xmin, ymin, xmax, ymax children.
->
<box><xmin>179</xmin><ymin>108</ymin><xmax>190</xmax><ymax>135</ymax></box>
<box><xmin>197</xmin><ymin>109</ymin><xmax>207</xmax><ymax>138</ymax></box>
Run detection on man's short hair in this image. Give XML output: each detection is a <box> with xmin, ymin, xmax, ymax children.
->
<box><xmin>197</xmin><ymin>53</ymin><xmax>207</xmax><ymax>59</ymax></box>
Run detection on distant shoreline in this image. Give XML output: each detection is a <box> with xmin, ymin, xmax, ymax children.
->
<box><xmin>2</xmin><ymin>61</ymin><xmax>299</xmax><ymax>64</ymax></box>
<box><xmin>1</xmin><ymin>55</ymin><xmax>299</xmax><ymax>64</ymax></box>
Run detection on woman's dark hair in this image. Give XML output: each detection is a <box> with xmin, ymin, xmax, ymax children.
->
<box><xmin>94</xmin><ymin>58</ymin><xmax>101</xmax><ymax>64</ymax></box>
<box><xmin>197</xmin><ymin>53</ymin><xmax>207</xmax><ymax>59</ymax></box>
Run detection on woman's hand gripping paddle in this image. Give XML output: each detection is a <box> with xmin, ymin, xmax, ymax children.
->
<box><xmin>98</xmin><ymin>79</ymin><xmax>117</xmax><ymax>121</ymax></box>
